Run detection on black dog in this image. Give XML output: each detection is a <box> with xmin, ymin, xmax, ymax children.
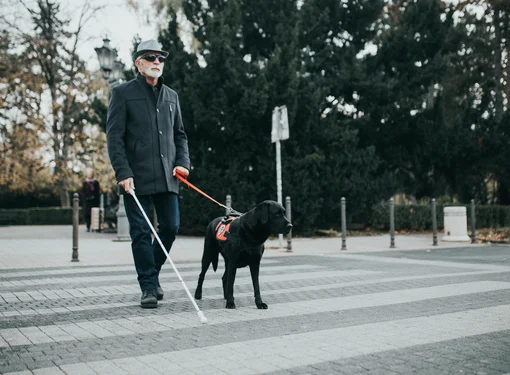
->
<box><xmin>194</xmin><ymin>200</ymin><xmax>292</xmax><ymax>309</ymax></box>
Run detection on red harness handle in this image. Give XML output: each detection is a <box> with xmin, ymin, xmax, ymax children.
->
<box><xmin>174</xmin><ymin>169</ymin><xmax>230</xmax><ymax>211</ymax></box>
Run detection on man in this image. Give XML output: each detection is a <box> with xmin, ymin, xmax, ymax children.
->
<box><xmin>106</xmin><ymin>40</ymin><xmax>190</xmax><ymax>308</ymax></box>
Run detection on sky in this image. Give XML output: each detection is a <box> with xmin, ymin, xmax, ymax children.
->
<box><xmin>68</xmin><ymin>0</ymin><xmax>159</xmax><ymax>71</ymax></box>
<box><xmin>1</xmin><ymin>0</ymin><xmax>158</xmax><ymax>70</ymax></box>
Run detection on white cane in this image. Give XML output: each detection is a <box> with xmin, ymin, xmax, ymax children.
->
<box><xmin>128</xmin><ymin>188</ymin><xmax>208</xmax><ymax>324</ymax></box>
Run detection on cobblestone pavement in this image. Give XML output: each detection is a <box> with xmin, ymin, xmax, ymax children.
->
<box><xmin>1</xmin><ymin>235</ymin><xmax>510</xmax><ymax>374</ymax></box>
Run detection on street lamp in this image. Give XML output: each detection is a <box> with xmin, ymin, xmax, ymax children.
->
<box><xmin>94</xmin><ymin>37</ymin><xmax>129</xmax><ymax>241</ymax></box>
<box><xmin>111</xmin><ymin>60</ymin><xmax>126</xmax><ymax>82</ymax></box>
<box><xmin>94</xmin><ymin>37</ymin><xmax>125</xmax><ymax>86</ymax></box>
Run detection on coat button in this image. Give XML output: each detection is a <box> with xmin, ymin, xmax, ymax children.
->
<box><xmin>160</xmin><ymin>154</ymin><xmax>164</xmax><ymax>158</ymax></box>
<box><xmin>159</xmin><ymin>131</ymin><xmax>162</xmax><ymax>135</ymax></box>
<box><xmin>157</xmin><ymin>108</ymin><xmax>160</xmax><ymax>113</ymax></box>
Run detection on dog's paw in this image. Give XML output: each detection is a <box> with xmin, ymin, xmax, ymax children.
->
<box><xmin>225</xmin><ymin>302</ymin><xmax>236</xmax><ymax>309</ymax></box>
<box><xmin>256</xmin><ymin>302</ymin><xmax>268</xmax><ymax>309</ymax></box>
<box><xmin>194</xmin><ymin>291</ymin><xmax>202</xmax><ymax>300</ymax></box>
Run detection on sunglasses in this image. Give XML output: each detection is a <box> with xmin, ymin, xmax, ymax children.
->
<box><xmin>140</xmin><ymin>54</ymin><xmax>166</xmax><ymax>63</ymax></box>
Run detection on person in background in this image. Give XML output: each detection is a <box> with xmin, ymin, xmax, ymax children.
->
<box><xmin>82</xmin><ymin>168</ymin><xmax>101</xmax><ymax>232</ymax></box>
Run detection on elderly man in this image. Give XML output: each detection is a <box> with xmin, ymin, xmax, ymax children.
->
<box><xmin>106</xmin><ymin>40</ymin><xmax>190</xmax><ymax>308</ymax></box>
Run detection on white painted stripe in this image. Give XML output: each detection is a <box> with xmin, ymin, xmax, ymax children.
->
<box><xmin>17</xmin><ymin>327</ymin><xmax>53</xmax><ymax>344</ymax></box>
<box><xmin>0</xmin><ymin>334</ymin><xmax>8</xmax><ymax>348</ymax></box>
<box><xmin>0</xmin><ymin>269</ymin><xmax>380</xmax><ymax>304</ymax></box>
<box><xmin>0</xmin><ymin>270</ymin><xmax>501</xmax><ymax>316</ymax></box>
<box><xmin>0</xmin><ymin>264</ymin><xmax>326</xmax><ymax>289</ymax></box>
<box><xmin>336</xmin><ymin>253</ymin><xmax>510</xmax><ymax>271</ymax></box>
<box><xmin>8</xmin><ymin>304</ymin><xmax>510</xmax><ymax>375</ymax></box>
<box><xmin>0</xmin><ymin>328</ymin><xmax>31</xmax><ymax>346</ymax></box>
<box><xmin>0</xmin><ymin>260</ymin><xmax>283</xmax><ymax>279</ymax></box>
<box><xmin>1</xmin><ymin>281</ymin><xmax>508</xmax><ymax>347</ymax></box>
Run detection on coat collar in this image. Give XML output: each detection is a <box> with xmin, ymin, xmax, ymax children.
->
<box><xmin>136</xmin><ymin>73</ymin><xmax>164</xmax><ymax>88</ymax></box>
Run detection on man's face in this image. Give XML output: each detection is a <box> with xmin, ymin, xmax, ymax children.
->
<box><xmin>135</xmin><ymin>52</ymin><xmax>165</xmax><ymax>78</ymax></box>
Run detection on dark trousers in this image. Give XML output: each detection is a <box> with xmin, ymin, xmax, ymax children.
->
<box><xmin>124</xmin><ymin>192</ymin><xmax>179</xmax><ymax>292</ymax></box>
<box><xmin>85</xmin><ymin>210</ymin><xmax>91</xmax><ymax>230</ymax></box>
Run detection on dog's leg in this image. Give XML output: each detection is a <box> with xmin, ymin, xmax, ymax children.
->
<box><xmin>249</xmin><ymin>263</ymin><xmax>267</xmax><ymax>309</ymax></box>
<box><xmin>221</xmin><ymin>264</ymin><xmax>228</xmax><ymax>300</ymax></box>
<box><xmin>225</xmin><ymin>262</ymin><xmax>237</xmax><ymax>309</ymax></box>
<box><xmin>195</xmin><ymin>234</ymin><xmax>215</xmax><ymax>300</ymax></box>
<box><xmin>194</xmin><ymin>256</ymin><xmax>209</xmax><ymax>300</ymax></box>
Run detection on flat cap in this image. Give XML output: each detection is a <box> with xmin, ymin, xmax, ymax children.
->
<box><xmin>132</xmin><ymin>39</ymin><xmax>169</xmax><ymax>61</ymax></box>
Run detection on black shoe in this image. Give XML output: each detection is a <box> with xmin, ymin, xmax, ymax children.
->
<box><xmin>140</xmin><ymin>289</ymin><xmax>158</xmax><ymax>308</ymax></box>
<box><xmin>156</xmin><ymin>285</ymin><xmax>164</xmax><ymax>301</ymax></box>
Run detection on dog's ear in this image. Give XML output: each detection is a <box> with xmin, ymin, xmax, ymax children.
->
<box><xmin>257</xmin><ymin>201</ymin><xmax>270</xmax><ymax>225</ymax></box>
<box><xmin>243</xmin><ymin>209</ymin><xmax>258</xmax><ymax>228</ymax></box>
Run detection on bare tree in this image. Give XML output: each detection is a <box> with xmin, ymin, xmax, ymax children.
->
<box><xmin>1</xmin><ymin>0</ymin><xmax>105</xmax><ymax>206</ymax></box>
<box><xmin>0</xmin><ymin>29</ymin><xmax>47</xmax><ymax>191</ymax></box>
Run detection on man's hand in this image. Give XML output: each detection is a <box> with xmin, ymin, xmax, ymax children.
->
<box><xmin>119</xmin><ymin>177</ymin><xmax>135</xmax><ymax>194</ymax></box>
<box><xmin>173</xmin><ymin>166</ymin><xmax>189</xmax><ymax>178</ymax></box>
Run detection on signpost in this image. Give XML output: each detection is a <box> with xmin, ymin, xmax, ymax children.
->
<box><xmin>272</xmin><ymin>105</ymin><xmax>289</xmax><ymax>247</ymax></box>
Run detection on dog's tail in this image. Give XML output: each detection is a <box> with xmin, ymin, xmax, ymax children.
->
<box><xmin>211</xmin><ymin>246</ymin><xmax>219</xmax><ymax>272</ymax></box>
<box><xmin>204</xmin><ymin>221</ymin><xmax>220</xmax><ymax>272</ymax></box>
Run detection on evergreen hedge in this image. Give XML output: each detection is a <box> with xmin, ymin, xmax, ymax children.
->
<box><xmin>0</xmin><ymin>188</ymin><xmax>62</xmax><ymax>208</ymax></box>
<box><xmin>3</xmin><ymin>202</ymin><xmax>510</xmax><ymax>233</ymax></box>
<box><xmin>0</xmin><ymin>207</ymin><xmax>84</xmax><ymax>226</ymax></box>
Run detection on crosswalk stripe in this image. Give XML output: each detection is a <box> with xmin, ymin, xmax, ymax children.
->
<box><xmin>0</xmin><ymin>264</ymin><xmax>324</xmax><ymax>289</ymax></box>
<box><xmin>337</xmin><ymin>253</ymin><xmax>510</xmax><ymax>271</ymax></box>
<box><xmin>0</xmin><ymin>269</ymin><xmax>380</xmax><ymax>303</ymax></box>
<box><xmin>0</xmin><ymin>258</ymin><xmax>281</xmax><ymax>279</ymax></box>
<box><xmin>6</xmin><ymin>303</ymin><xmax>510</xmax><ymax>374</ymax></box>
<box><xmin>1</xmin><ymin>281</ymin><xmax>508</xmax><ymax>347</ymax></box>
<box><xmin>0</xmin><ymin>269</ymin><xmax>501</xmax><ymax>316</ymax></box>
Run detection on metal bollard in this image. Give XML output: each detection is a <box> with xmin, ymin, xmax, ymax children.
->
<box><xmin>99</xmin><ymin>193</ymin><xmax>105</xmax><ymax>233</ymax></box>
<box><xmin>115</xmin><ymin>194</ymin><xmax>131</xmax><ymax>241</ymax></box>
<box><xmin>285</xmin><ymin>196</ymin><xmax>292</xmax><ymax>252</ymax></box>
<box><xmin>226</xmin><ymin>195</ymin><xmax>232</xmax><ymax>216</ymax></box>
<box><xmin>72</xmin><ymin>193</ymin><xmax>79</xmax><ymax>262</ymax></box>
<box><xmin>341</xmin><ymin>197</ymin><xmax>347</xmax><ymax>250</ymax></box>
<box><xmin>470</xmin><ymin>199</ymin><xmax>476</xmax><ymax>244</ymax></box>
<box><xmin>389</xmin><ymin>198</ymin><xmax>395</xmax><ymax>248</ymax></box>
<box><xmin>432</xmin><ymin>198</ymin><xmax>438</xmax><ymax>246</ymax></box>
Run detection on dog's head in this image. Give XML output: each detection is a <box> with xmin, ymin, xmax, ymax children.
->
<box><xmin>253</xmin><ymin>200</ymin><xmax>292</xmax><ymax>234</ymax></box>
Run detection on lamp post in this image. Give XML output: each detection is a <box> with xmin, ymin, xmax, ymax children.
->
<box><xmin>95</xmin><ymin>37</ymin><xmax>130</xmax><ymax>241</ymax></box>
<box><xmin>94</xmin><ymin>38</ymin><xmax>125</xmax><ymax>87</ymax></box>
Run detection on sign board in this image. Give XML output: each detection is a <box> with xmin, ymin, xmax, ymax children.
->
<box><xmin>271</xmin><ymin>105</ymin><xmax>290</xmax><ymax>143</ymax></box>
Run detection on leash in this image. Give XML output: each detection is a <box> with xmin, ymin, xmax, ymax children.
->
<box><xmin>174</xmin><ymin>170</ymin><xmax>243</xmax><ymax>216</ymax></box>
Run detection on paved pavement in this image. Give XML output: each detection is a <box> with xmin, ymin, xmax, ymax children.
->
<box><xmin>0</xmin><ymin>225</ymin><xmax>509</xmax><ymax>374</ymax></box>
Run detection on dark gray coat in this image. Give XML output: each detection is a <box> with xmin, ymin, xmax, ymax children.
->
<box><xmin>106</xmin><ymin>74</ymin><xmax>190</xmax><ymax>195</ymax></box>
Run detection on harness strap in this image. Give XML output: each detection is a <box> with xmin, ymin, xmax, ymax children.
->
<box><xmin>174</xmin><ymin>170</ymin><xmax>242</xmax><ymax>215</ymax></box>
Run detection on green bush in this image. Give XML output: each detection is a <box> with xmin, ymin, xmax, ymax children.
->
<box><xmin>0</xmin><ymin>187</ymin><xmax>63</xmax><ymax>208</ymax></box>
<box><xmin>0</xmin><ymin>207</ymin><xmax>84</xmax><ymax>226</ymax></box>
<box><xmin>370</xmin><ymin>202</ymin><xmax>510</xmax><ymax>231</ymax></box>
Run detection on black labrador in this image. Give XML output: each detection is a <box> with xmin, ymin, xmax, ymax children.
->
<box><xmin>194</xmin><ymin>200</ymin><xmax>292</xmax><ymax>309</ymax></box>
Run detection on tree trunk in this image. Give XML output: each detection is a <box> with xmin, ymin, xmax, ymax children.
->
<box><xmin>54</xmin><ymin>142</ymin><xmax>70</xmax><ymax>207</ymax></box>
<box><xmin>58</xmin><ymin>165</ymin><xmax>70</xmax><ymax>207</ymax></box>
